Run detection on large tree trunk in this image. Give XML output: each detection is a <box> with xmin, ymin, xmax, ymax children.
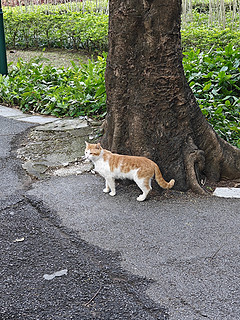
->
<box><xmin>102</xmin><ymin>0</ymin><xmax>240</xmax><ymax>193</ymax></box>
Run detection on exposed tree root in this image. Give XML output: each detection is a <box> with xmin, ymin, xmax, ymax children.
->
<box><xmin>184</xmin><ymin>136</ymin><xmax>207</xmax><ymax>195</ymax></box>
<box><xmin>218</xmin><ymin>138</ymin><xmax>240</xmax><ymax>181</ymax></box>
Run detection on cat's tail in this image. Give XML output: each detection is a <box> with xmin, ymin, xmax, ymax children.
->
<box><xmin>154</xmin><ymin>164</ymin><xmax>175</xmax><ymax>189</ymax></box>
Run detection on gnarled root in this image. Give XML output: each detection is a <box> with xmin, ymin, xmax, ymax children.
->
<box><xmin>184</xmin><ymin>136</ymin><xmax>207</xmax><ymax>195</ymax></box>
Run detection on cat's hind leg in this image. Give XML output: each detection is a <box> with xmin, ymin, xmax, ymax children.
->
<box><xmin>134</xmin><ymin>177</ymin><xmax>151</xmax><ymax>201</ymax></box>
<box><xmin>105</xmin><ymin>177</ymin><xmax>116</xmax><ymax>196</ymax></box>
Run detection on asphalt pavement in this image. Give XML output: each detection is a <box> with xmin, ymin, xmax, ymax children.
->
<box><xmin>0</xmin><ymin>108</ymin><xmax>239</xmax><ymax>320</ymax></box>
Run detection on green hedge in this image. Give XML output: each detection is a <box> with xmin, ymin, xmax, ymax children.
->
<box><xmin>181</xmin><ymin>27</ymin><xmax>240</xmax><ymax>52</ymax></box>
<box><xmin>3</xmin><ymin>7</ymin><xmax>240</xmax><ymax>52</ymax></box>
<box><xmin>181</xmin><ymin>10</ymin><xmax>240</xmax><ymax>51</ymax></box>
<box><xmin>4</xmin><ymin>9</ymin><xmax>108</xmax><ymax>52</ymax></box>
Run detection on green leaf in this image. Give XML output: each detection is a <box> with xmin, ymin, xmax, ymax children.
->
<box><xmin>95</xmin><ymin>85</ymin><xmax>106</xmax><ymax>98</ymax></box>
<box><xmin>203</xmin><ymin>82</ymin><xmax>211</xmax><ymax>91</ymax></box>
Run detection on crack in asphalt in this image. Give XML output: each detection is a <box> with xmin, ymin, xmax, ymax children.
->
<box><xmin>24</xmin><ymin>194</ymin><xmax>212</xmax><ymax>319</ymax></box>
<box><xmin>0</xmin><ymin>197</ymin><xmax>168</xmax><ymax>320</ymax></box>
<box><xmin>0</xmin><ymin>199</ymin><xmax>25</xmax><ymax>213</ymax></box>
<box><xmin>22</xmin><ymin>195</ymin><xmax>170</xmax><ymax>319</ymax></box>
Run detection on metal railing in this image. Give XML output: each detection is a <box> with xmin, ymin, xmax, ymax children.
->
<box><xmin>0</xmin><ymin>0</ymin><xmax>8</xmax><ymax>75</ymax></box>
<box><xmin>2</xmin><ymin>0</ymin><xmax>109</xmax><ymax>13</ymax></box>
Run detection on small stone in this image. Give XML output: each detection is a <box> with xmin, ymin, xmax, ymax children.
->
<box><xmin>43</xmin><ymin>269</ymin><xmax>68</xmax><ymax>281</ymax></box>
<box><xmin>213</xmin><ymin>187</ymin><xmax>240</xmax><ymax>198</ymax></box>
<box><xmin>62</xmin><ymin>162</ymin><xmax>69</xmax><ymax>167</ymax></box>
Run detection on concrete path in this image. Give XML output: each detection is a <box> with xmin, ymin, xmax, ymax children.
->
<box><xmin>27</xmin><ymin>175</ymin><xmax>240</xmax><ymax>320</ymax></box>
<box><xmin>1</xmin><ymin>106</ymin><xmax>240</xmax><ymax>320</ymax></box>
<box><xmin>0</xmin><ymin>110</ymin><xmax>168</xmax><ymax>320</ymax></box>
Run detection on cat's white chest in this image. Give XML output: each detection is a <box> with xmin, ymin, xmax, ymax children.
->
<box><xmin>93</xmin><ymin>158</ymin><xmax>110</xmax><ymax>177</ymax></box>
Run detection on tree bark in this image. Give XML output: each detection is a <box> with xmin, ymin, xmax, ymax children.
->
<box><xmin>102</xmin><ymin>0</ymin><xmax>240</xmax><ymax>193</ymax></box>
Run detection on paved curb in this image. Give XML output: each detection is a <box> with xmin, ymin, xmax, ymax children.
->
<box><xmin>0</xmin><ymin>105</ymin><xmax>99</xmax><ymax>179</ymax></box>
<box><xmin>0</xmin><ymin>105</ymin><xmax>58</xmax><ymax>124</ymax></box>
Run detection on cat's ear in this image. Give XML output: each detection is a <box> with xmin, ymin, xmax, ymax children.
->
<box><xmin>85</xmin><ymin>141</ymin><xmax>89</xmax><ymax>146</ymax></box>
<box><xmin>96</xmin><ymin>143</ymin><xmax>101</xmax><ymax>149</ymax></box>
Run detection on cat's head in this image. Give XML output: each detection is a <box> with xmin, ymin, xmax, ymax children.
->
<box><xmin>84</xmin><ymin>142</ymin><xmax>103</xmax><ymax>160</ymax></box>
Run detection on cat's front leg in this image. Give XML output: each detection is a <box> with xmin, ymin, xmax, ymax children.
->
<box><xmin>103</xmin><ymin>180</ymin><xmax>110</xmax><ymax>193</ymax></box>
<box><xmin>106</xmin><ymin>177</ymin><xmax>116</xmax><ymax>196</ymax></box>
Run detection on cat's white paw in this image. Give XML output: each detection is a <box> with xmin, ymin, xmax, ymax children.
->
<box><xmin>137</xmin><ymin>194</ymin><xmax>146</xmax><ymax>201</ymax></box>
<box><xmin>109</xmin><ymin>191</ymin><xmax>116</xmax><ymax>196</ymax></box>
<box><xmin>103</xmin><ymin>188</ymin><xmax>110</xmax><ymax>193</ymax></box>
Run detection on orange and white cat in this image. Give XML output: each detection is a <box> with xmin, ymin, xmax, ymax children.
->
<box><xmin>85</xmin><ymin>142</ymin><xmax>175</xmax><ymax>201</ymax></box>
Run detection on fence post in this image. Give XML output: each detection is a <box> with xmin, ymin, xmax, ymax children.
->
<box><xmin>0</xmin><ymin>0</ymin><xmax>8</xmax><ymax>75</ymax></box>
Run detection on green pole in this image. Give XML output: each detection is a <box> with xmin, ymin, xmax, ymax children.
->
<box><xmin>0</xmin><ymin>0</ymin><xmax>8</xmax><ymax>75</ymax></box>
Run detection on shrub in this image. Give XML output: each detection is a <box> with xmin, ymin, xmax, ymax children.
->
<box><xmin>182</xmin><ymin>26</ymin><xmax>240</xmax><ymax>52</ymax></box>
<box><xmin>1</xmin><ymin>45</ymin><xmax>239</xmax><ymax>147</ymax></box>
<box><xmin>0</xmin><ymin>54</ymin><xmax>107</xmax><ymax>118</ymax></box>
<box><xmin>183</xmin><ymin>44</ymin><xmax>240</xmax><ymax>148</ymax></box>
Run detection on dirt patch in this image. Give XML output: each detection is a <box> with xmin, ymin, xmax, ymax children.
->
<box><xmin>7</xmin><ymin>48</ymin><xmax>91</xmax><ymax>69</ymax></box>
